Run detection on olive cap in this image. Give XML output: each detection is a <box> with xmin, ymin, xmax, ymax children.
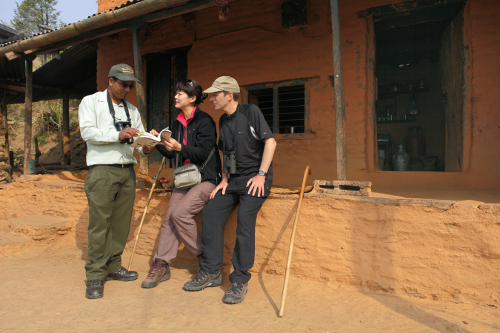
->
<box><xmin>108</xmin><ymin>64</ymin><xmax>138</xmax><ymax>82</ymax></box>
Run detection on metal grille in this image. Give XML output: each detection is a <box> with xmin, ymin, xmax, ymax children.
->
<box><xmin>250</xmin><ymin>88</ymin><xmax>274</xmax><ymax>132</ymax></box>
<box><xmin>278</xmin><ymin>85</ymin><xmax>304</xmax><ymax>133</ymax></box>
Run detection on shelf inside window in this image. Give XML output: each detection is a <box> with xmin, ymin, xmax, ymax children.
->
<box><xmin>377</xmin><ymin>119</ymin><xmax>416</xmax><ymax>124</ymax></box>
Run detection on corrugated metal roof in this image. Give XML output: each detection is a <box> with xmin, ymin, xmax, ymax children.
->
<box><xmin>0</xmin><ymin>57</ymin><xmax>25</xmax><ymax>82</ymax></box>
<box><xmin>0</xmin><ymin>24</ymin><xmax>19</xmax><ymax>36</ymax></box>
<box><xmin>7</xmin><ymin>42</ymin><xmax>97</xmax><ymax>104</ymax></box>
<box><xmin>0</xmin><ymin>0</ymin><xmax>146</xmax><ymax>48</ymax></box>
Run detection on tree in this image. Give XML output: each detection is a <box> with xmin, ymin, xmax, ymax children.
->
<box><xmin>11</xmin><ymin>0</ymin><xmax>62</xmax><ymax>36</ymax></box>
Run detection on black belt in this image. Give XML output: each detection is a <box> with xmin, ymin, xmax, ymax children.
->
<box><xmin>92</xmin><ymin>164</ymin><xmax>134</xmax><ymax>168</ymax></box>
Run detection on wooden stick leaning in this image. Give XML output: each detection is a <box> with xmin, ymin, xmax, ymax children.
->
<box><xmin>128</xmin><ymin>157</ymin><xmax>166</xmax><ymax>271</ymax></box>
<box><xmin>278</xmin><ymin>165</ymin><xmax>311</xmax><ymax>318</ymax></box>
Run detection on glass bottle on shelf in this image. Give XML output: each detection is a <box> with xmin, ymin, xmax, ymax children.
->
<box><xmin>392</xmin><ymin>144</ymin><xmax>410</xmax><ymax>171</ymax></box>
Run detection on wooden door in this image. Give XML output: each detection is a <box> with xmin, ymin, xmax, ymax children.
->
<box><xmin>145</xmin><ymin>47</ymin><xmax>188</xmax><ymax>163</ymax></box>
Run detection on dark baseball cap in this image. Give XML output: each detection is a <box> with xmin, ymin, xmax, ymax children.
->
<box><xmin>108</xmin><ymin>64</ymin><xmax>139</xmax><ymax>82</ymax></box>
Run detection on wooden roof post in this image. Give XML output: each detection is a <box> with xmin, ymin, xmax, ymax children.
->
<box><xmin>131</xmin><ymin>24</ymin><xmax>148</xmax><ymax>175</ymax></box>
<box><xmin>62</xmin><ymin>92</ymin><xmax>71</xmax><ymax>165</ymax></box>
<box><xmin>23</xmin><ymin>58</ymin><xmax>33</xmax><ymax>175</ymax></box>
<box><xmin>330</xmin><ymin>0</ymin><xmax>347</xmax><ymax>180</ymax></box>
<box><xmin>1</xmin><ymin>90</ymin><xmax>12</xmax><ymax>179</ymax></box>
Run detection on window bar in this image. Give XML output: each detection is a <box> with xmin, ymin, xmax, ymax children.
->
<box><xmin>273</xmin><ymin>87</ymin><xmax>279</xmax><ymax>134</ymax></box>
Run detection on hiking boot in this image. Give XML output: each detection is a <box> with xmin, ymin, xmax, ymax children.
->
<box><xmin>141</xmin><ymin>259</ymin><xmax>170</xmax><ymax>288</ymax></box>
<box><xmin>183</xmin><ymin>268</ymin><xmax>222</xmax><ymax>291</ymax></box>
<box><xmin>224</xmin><ymin>282</ymin><xmax>248</xmax><ymax>304</ymax></box>
<box><xmin>106</xmin><ymin>267</ymin><xmax>138</xmax><ymax>282</ymax></box>
<box><xmin>85</xmin><ymin>280</ymin><xmax>104</xmax><ymax>299</ymax></box>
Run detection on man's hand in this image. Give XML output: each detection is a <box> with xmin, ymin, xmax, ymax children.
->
<box><xmin>210</xmin><ymin>179</ymin><xmax>228</xmax><ymax>199</ymax></box>
<box><xmin>161</xmin><ymin>137</ymin><xmax>182</xmax><ymax>152</ymax></box>
<box><xmin>150</xmin><ymin>129</ymin><xmax>159</xmax><ymax>136</ymax></box>
<box><xmin>246</xmin><ymin>174</ymin><xmax>266</xmax><ymax>197</ymax></box>
<box><xmin>119</xmin><ymin>127</ymin><xmax>140</xmax><ymax>141</ymax></box>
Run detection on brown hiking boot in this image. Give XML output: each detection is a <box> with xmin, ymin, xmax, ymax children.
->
<box><xmin>141</xmin><ymin>259</ymin><xmax>171</xmax><ymax>288</ymax></box>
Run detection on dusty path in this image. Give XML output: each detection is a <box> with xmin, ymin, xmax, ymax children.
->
<box><xmin>0</xmin><ymin>237</ymin><xmax>498</xmax><ymax>333</ymax></box>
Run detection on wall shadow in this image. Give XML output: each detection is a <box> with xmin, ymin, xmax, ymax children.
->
<box><xmin>74</xmin><ymin>206</ymin><xmax>90</xmax><ymax>262</ymax></box>
<box><xmin>348</xmin><ymin>199</ymin><xmax>474</xmax><ymax>333</ymax></box>
<box><xmin>257</xmin><ymin>199</ymin><xmax>298</xmax><ymax>315</ymax></box>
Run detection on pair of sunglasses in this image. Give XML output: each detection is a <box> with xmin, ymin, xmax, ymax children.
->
<box><xmin>115</xmin><ymin>80</ymin><xmax>135</xmax><ymax>89</ymax></box>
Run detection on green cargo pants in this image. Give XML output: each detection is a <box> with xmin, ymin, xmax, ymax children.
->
<box><xmin>84</xmin><ymin>164</ymin><xmax>136</xmax><ymax>281</ymax></box>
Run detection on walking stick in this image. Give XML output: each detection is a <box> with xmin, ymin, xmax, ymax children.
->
<box><xmin>128</xmin><ymin>157</ymin><xmax>166</xmax><ymax>270</ymax></box>
<box><xmin>278</xmin><ymin>165</ymin><xmax>311</xmax><ymax>318</ymax></box>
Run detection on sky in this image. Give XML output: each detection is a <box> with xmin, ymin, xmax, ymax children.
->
<box><xmin>0</xmin><ymin>0</ymin><xmax>99</xmax><ymax>30</ymax></box>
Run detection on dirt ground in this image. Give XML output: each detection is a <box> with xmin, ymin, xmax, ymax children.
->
<box><xmin>0</xmin><ymin>234</ymin><xmax>498</xmax><ymax>333</ymax></box>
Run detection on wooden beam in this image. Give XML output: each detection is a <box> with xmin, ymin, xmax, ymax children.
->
<box><xmin>131</xmin><ymin>26</ymin><xmax>149</xmax><ymax>175</ymax></box>
<box><xmin>24</xmin><ymin>59</ymin><xmax>33</xmax><ymax>175</ymax></box>
<box><xmin>0</xmin><ymin>84</ymin><xmax>25</xmax><ymax>92</ymax></box>
<box><xmin>361</xmin><ymin>13</ymin><xmax>377</xmax><ymax>173</ymax></box>
<box><xmin>330</xmin><ymin>0</ymin><xmax>347</xmax><ymax>180</ymax></box>
<box><xmin>1</xmin><ymin>90</ymin><xmax>11</xmax><ymax>173</ymax></box>
<box><xmin>5</xmin><ymin>51</ymin><xmax>24</xmax><ymax>61</ymax></box>
<box><xmin>62</xmin><ymin>92</ymin><xmax>71</xmax><ymax>165</ymax></box>
<box><xmin>362</xmin><ymin>0</ymin><xmax>465</xmax><ymax>18</ymax></box>
<box><xmin>0</xmin><ymin>80</ymin><xmax>71</xmax><ymax>92</ymax></box>
<box><xmin>27</xmin><ymin>0</ymin><xmax>213</xmax><ymax>57</ymax></box>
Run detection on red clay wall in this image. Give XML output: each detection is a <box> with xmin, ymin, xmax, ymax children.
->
<box><xmin>96</xmin><ymin>0</ymin><xmax>500</xmax><ymax>190</ymax></box>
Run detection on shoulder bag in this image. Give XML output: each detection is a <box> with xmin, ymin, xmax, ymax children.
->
<box><xmin>173</xmin><ymin>123</ymin><xmax>215</xmax><ymax>189</ymax></box>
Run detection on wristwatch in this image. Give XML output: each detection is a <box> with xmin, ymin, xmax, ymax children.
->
<box><xmin>258</xmin><ymin>169</ymin><xmax>267</xmax><ymax>176</ymax></box>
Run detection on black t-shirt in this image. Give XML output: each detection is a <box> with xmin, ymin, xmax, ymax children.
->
<box><xmin>218</xmin><ymin>104</ymin><xmax>274</xmax><ymax>181</ymax></box>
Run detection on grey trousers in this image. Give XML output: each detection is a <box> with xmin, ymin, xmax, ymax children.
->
<box><xmin>154</xmin><ymin>181</ymin><xmax>216</xmax><ymax>263</ymax></box>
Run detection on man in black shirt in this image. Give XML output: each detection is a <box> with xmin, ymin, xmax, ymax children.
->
<box><xmin>184</xmin><ymin>76</ymin><xmax>277</xmax><ymax>304</ymax></box>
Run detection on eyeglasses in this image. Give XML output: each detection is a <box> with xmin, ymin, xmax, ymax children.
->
<box><xmin>114</xmin><ymin>79</ymin><xmax>135</xmax><ymax>89</ymax></box>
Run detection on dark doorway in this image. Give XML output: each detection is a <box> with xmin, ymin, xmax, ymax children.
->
<box><xmin>145</xmin><ymin>46</ymin><xmax>189</xmax><ymax>163</ymax></box>
<box><xmin>366</xmin><ymin>0</ymin><xmax>466</xmax><ymax>172</ymax></box>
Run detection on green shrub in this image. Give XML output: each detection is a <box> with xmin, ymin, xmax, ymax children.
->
<box><xmin>70</xmin><ymin>119</ymin><xmax>79</xmax><ymax>131</ymax></box>
<box><xmin>33</xmin><ymin>132</ymin><xmax>49</xmax><ymax>146</ymax></box>
<box><xmin>12</xmin><ymin>148</ymin><xmax>24</xmax><ymax>167</ymax></box>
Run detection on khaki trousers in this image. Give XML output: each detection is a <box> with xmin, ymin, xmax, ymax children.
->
<box><xmin>154</xmin><ymin>181</ymin><xmax>215</xmax><ymax>263</ymax></box>
<box><xmin>84</xmin><ymin>165</ymin><xmax>136</xmax><ymax>281</ymax></box>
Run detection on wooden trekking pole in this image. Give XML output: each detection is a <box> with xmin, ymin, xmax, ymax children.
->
<box><xmin>128</xmin><ymin>157</ymin><xmax>166</xmax><ymax>270</ymax></box>
<box><xmin>278</xmin><ymin>165</ymin><xmax>311</xmax><ymax>318</ymax></box>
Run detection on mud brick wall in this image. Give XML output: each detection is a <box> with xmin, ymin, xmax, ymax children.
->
<box><xmin>94</xmin><ymin>0</ymin><xmax>500</xmax><ymax>190</ymax></box>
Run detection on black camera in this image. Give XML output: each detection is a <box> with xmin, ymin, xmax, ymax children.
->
<box><xmin>223</xmin><ymin>151</ymin><xmax>237</xmax><ymax>174</ymax></box>
<box><xmin>115</xmin><ymin>121</ymin><xmax>133</xmax><ymax>144</ymax></box>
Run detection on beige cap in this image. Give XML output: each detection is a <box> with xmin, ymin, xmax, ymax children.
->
<box><xmin>204</xmin><ymin>76</ymin><xmax>240</xmax><ymax>93</ymax></box>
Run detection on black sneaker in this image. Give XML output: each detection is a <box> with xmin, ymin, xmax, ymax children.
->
<box><xmin>183</xmin><ymin>268</ymin><xmax>222</xmax><ymax>291</ymax></box>
<box><xmin>106</xmin><ymin>267</ymin><xmax>139</xmax><ymax>282</ymax></box>
<box><xmin>85</xmin><ymin>280</ymin><xmax>104</xmax><ymax>299</ymax></box>
<box><xmin>141</xmin><ymin>259</ymin><xmax>171</xmax><ymax>288</ymax></box>
<box><xmin>224</xmin><ymin>282</ymin><xmax>248</xmax><ymax>304</ymax></box>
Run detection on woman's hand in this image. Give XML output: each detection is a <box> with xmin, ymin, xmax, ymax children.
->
<box><xmin>141</xmin><ymin>145</ymin><xmax>156</xmax><ymax>154</ymax></box>
<box><xmin>161</xmin><ymin>137</ymin><xmax>182</xmax><ymax>152</ymax></box>
<box><xmin>150</xmin><ymin>129</ymin><xmax>159</xmax><ymax>136</ymax></box>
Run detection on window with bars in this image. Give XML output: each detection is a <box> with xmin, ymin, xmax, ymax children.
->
<box><xmin>246</xmin><ymin>81</ymin><xmax>307</xmax><ymax>134</ymax></box>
